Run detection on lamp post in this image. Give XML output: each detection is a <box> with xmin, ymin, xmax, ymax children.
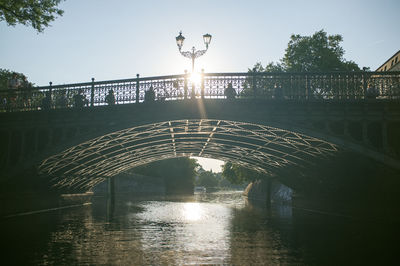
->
<box><xmin>176</xmin><ymin>31</ymin><xmax>212</xmax><ymax>72</ymax></box>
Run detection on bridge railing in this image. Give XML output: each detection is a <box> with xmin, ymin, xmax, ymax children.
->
<box><xmin>1</xmin><ymin>71</ymin><xmax>399</xmax><ymax>112</ymax></box>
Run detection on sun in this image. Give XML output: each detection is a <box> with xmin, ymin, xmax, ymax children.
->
<box><xmin>190</xmin><ymin>72</ymin><xmax>201</xmax><ymax>85</ymax></box>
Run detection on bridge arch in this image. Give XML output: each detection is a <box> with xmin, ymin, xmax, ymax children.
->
<box><xmin>38</xmin><ymin>119</ymin><xmax>339</xmax><ymax>191</ymax></box>
<box><xmin>1</xmin><ymin>99</ymin><xmax>399</xmax><ymax>195</ymax></box>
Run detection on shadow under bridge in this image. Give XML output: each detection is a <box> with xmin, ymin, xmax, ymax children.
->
<box><xmin>39</xmin><ymin>117</ymin><xmax>339</xmax><ymax>191</ymax></box>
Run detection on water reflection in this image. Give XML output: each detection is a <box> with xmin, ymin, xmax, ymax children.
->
<box><xmin>1</xmin><ymin>191</ymin><xmax>399</xmax><ymax>265</ymax></box>
<box><xmin>182</xmin><ymin>202</ymin><xmax>203</xmax><ymax>221</ymax></box>
<box><xmin>133</xmin><ymin>200</ymin><xmax>232</xmax><ymax>264</ymax></box>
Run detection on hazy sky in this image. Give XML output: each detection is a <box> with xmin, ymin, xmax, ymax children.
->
<box><xmin>1</xmin><ymin>0</ymin><xmax>399</xmax><ymax>172</ymax></box>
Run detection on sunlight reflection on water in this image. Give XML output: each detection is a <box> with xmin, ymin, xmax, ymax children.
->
<box><xmin>3</xmin><ymin>191</ymin><xmax>396</xmax><ymax>265</ymax></box>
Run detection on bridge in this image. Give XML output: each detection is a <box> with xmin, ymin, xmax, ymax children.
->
<box><xmin>1</xmin><ymin>71</ymin><xmax>400</xmax><ymax>217</ymax></box>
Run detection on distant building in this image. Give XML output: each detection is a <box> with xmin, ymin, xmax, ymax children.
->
<box><xmin>376</xmin><ymin>50</ymin><xmax>400</xmax><ymax>72</ymax></box>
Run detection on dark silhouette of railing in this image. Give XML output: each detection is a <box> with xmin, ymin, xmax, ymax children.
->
<box><xmin>1</xmin><ymin>71</ymin><xmax>399</xmax><ymax>112</ymax></box>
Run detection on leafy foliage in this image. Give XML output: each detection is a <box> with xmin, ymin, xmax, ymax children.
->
<box><xmin>130</xmin><ymin>157</ymin><xmax>199</xmax><ymax>194</ymax></box>
<box><xmin>250</xmin><ymin>30</ymin><xmax>361</xmax><ymax>74</ymax></box>
<box><xmin>282</xmin><ymin>30</ymin><xmax>360</xmax><ymax>72</ymax></box>
<box><xmin>241</xmin><ymin>30</ymin><xmax>363</xmax><ymax>98</ymax></box>
<box><xmin>222</xmin><ymin>162</ymin><xmax>266</xmax><ymax>185</ymax></box>
<box><xmin>0</xmin><ymin>68</ymin><xmax>33</xmax><ymax>90</ymax></box>
<box><xmin>196</xmin><ymin>170</ymin><xmax>219</xmax><ymax>188</ymax></box>
<box><xmin>0</xmin><ymin>0</ymin><xmax>64</xmax><ymax>32</ymax></box>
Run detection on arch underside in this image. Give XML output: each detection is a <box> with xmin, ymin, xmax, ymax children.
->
<box><xmin>38</xmin><ymin>119</ymin><xmax>338</xmax><ymax>191</ymax></box>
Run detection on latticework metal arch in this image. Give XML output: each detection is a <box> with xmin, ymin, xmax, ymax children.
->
<box><xmin>38</xmin><ymin>119</ymin><xmax>338</xmax><ymax>191</ymax></box>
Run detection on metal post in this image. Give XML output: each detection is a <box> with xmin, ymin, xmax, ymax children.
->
<box><xmin>49</xmin><ymin>81</ymin><xmax>53</xmax><ymax>95</ymax></box>
<box><xmin>136</xmin><ymin>74</ymin><xmax>140</xmax><ymax>103</ymax></box>
<box><xmin>201</xmin><ymin>69</ymin><xmax>205</xmax><ymax>99</ymax></box>
<box><xmin>90</xmin><ymin>78</ymin><xmax>95</xmax><ymax>107</ymax></box>
<box><xmin>184</xmin><ymin>70</ymin><xmax>188</xmax><ymax>100</ymax></box>
<box><xmin>252</xmin><ymin>73</ymin><xmax>256</xmax><ymax>99</ymax></box>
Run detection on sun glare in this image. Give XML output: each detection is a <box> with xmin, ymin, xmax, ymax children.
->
<box><xmin>190</xmin><ymin>72</ymin><xmax>201</xmax><ymax>85</ymax></box>
<box><xmin>182</xmin><ymin>202</ymin><xmax>203</xmax><ymax>221</ymax></box>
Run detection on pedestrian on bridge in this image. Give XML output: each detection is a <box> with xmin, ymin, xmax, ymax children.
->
<box><xmin>105</xmin><ymin>89</ymin><xmax>115</xmax><ymax>105</ymax></box>
<box><xmin>73</xmin><ymin>89</ymin><xmax>87</xmax><ymax>108</ymax></box>
<box><xmin>41</xmin><ymin>91</ymin><xmax>52</xmax><ymax>110</ymax></box>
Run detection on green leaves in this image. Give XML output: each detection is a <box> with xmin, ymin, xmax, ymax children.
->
<box><xmin>251</xmin><ymin>30</ymin><xmax>361</xmax><ymax>73</ymax></box>
<box><xmin>0</xmin><ymin>68</ymin><xmax>33</xmax><ymax>90</ymax></box>
<box><xmin>222</xmin><ymin>162</ymin><xmax>266</xmax><ymax>185</ymax></box>
<box><xmin>0</xmin><ymin>0</ymin><xmax>64</xmax><ymax>32</ymax></box>
<box><xmin>282</xmin><ymin>29</ymin><xmax>360</xmax><ymax>72</ymax></box>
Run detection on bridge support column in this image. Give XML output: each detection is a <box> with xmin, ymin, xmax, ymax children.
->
<box><xmin>108</xmin><ymin>177</ymin><xmax>115</xmax><ymax>202</ymax></box>
<box><xmin>46</xmin><ymin>129</ymin><xmax>54</xmax><ymax>150</ymax></box>
<box><xmin>5</xmin><ymin>130</ymin><xmax>11</xmax><ymax>167</ymax></box>
<box><xmin>33</xmin><ymin>129</ymin><xmax>39</xmax><ymax>153</ymax></box>
<box><xmin>107</xmin><ymin>177</ymin><xmax>115</xmax><ymax>222</ymax></box>
<box><xmin>17</xmin><ymin>130</ymin><xmax>26</xmax><ymax>164</ymax></box>
<box><xmin>362</xmin><ymin>121</ymin><xmax>369</xmax><ymax>145</ymax></box>
<box><xmin>265</xmin><ymin>178</ymin><xmax>272</xmax><ymax>208</ymax></box>
<box><xmin>343</xmin><ymin>120</ymin><xmax>349</xmax><ymax>138</ymax></box>
<box><xmin>382</xmin><ymin>121</ymin><xmax>388</xmax><ymax>153</ymax></box>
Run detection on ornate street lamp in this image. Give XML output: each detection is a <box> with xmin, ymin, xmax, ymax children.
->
<box><xmin>176</xmin><ymin>31</ymin><xmax>212</xmax><ymax>72</ymax></box>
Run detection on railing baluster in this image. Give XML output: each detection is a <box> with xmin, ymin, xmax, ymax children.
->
<box><xmin>2</xmin><ymin>71</ymin><xmax>399</xmax><ymax>112</ymax></box>
<box><xmin>201</xmin><ymin>69</ymin><xmax>205</xmax><ymax>99</ymax></box>
<box><xmin>184</xmin><ymin>70</ymin><xmax>188</xmax><ymax>100</ymax></box>
<box><xmin>136</xmin><ymin>74</ymin><xmax>140</xmax><ymax>104</ymax></box>
<box><xmin>90</xmin><ymin>78</ymin><xmax>95</xmax><ymax>107</ymax></box>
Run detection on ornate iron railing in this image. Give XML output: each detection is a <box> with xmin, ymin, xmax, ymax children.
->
<box><xmin>1</xmin><ymin>71</ymin><xmax>399</xmax><ymax>112</ymax></box>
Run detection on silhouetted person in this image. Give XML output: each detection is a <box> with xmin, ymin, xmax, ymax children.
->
<box><xmin>105</xmin><ymin>89</ymin><xmax>115</xmax><ymax>105</ymax></box>
<box><xmin>144</xmin><ymin>86</ymin><xmax>155</xmax><ymax>102</ymax></box>
<box><xmin>8</xmin><ymin>73</ymin><xmax>20</xmax><ymax>89</ymax></box>
<box><xmin>73</xmin><ymin>89</ymin><xmax>87</xmax><ymax>108</ymax></box>
<box><xmin>274</xmin><ymin>85</ymin><xmax>283</xmax><ymax>99</ymax></box>
<box><xmin>366</xmin><ymin>85</ymin><xmax>379</xmax><ymax>99</ymax></box>
<box><xmin>56</xmin><ymin>90</ymin><xmax>68</xmax><ymax>108</ymax></box>
<box><xmin>224</xmin><ymin>83</ymin><xmax>236</xmax><ymax>100</ymax></box>
<box><xmin>21</xmin><ymin>77</ymin><xmax>32</xmax><ymax>110</ymax></box>
<box><xmin>42</xmin><ymin>91</ymin><xmax>52</xmax><ymax>110</ymax></box>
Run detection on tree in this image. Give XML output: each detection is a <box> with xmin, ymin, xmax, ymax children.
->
<box><xmin>240</xmin><ymin>62</ymin><xmax>285</xmax><ymax>98</ymax></box>
<box><xmin>250</xmin><ymin>30</ymin><xmax>361</xmax><ymax>73</ymax></box>
<box><xmin>222</xmin><ymin>161</ymin><xmax>266</xmax><ymax>185</ymax></box>
<box><xmin>242</xmin><ymin>30</ymin><xmax>364</xmax><ymax>99</ymax></box>
<box><xmin>196</xmin><ymin>170</ymin><xmax>219</xmax><ymax>188</ymax></box>
<box><xmin>0</xmin><ymin>0</ymin><xmax>64</xmax><ymax>32</ymax></box>
<box><xmin>0</xmin><ymin>68</ymin><xmax>33</xmax><ymax>89</ymax></box>
<box><xmin>282</xmin><ymin>30</ymin><xmax>360</xmax><ymax>72</ymax></box>
<box><xmin>130</xmin><ymin>157</ymin><xmax>199</xmax><ymax>194</ymax></box>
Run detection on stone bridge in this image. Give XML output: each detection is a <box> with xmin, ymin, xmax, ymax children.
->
<box><xmin>1</xmin><ymin>71</ymin><xmax>400</xmax><ymax>217</ymax></box>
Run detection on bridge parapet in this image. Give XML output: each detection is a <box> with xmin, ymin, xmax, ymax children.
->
<box><xmin>1</xmin><ymin>99</ymin><xmax>400</xmax><ymax>179</ymax></box>
<box><xmin>1</xmin><ymin>71</ymin><xmax>399</xmax><ymax>112</ymax></box>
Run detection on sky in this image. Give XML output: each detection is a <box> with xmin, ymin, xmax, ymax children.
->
<box><xmin>1</xmin><ymin>0</ymin><xmax>399</xmax><ymax>172</ymax></box>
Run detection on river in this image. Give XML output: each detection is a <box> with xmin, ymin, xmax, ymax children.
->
<box><xmin>1</xmin><ymin>191</ymin><xmax>398</xmax><ymax>265</ymax></box>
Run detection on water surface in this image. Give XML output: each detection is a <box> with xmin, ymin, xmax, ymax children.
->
<box><xmin>1</xmin><ymin>191</ymin><xmax>398</xmax><ymax>265</ymax></box>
